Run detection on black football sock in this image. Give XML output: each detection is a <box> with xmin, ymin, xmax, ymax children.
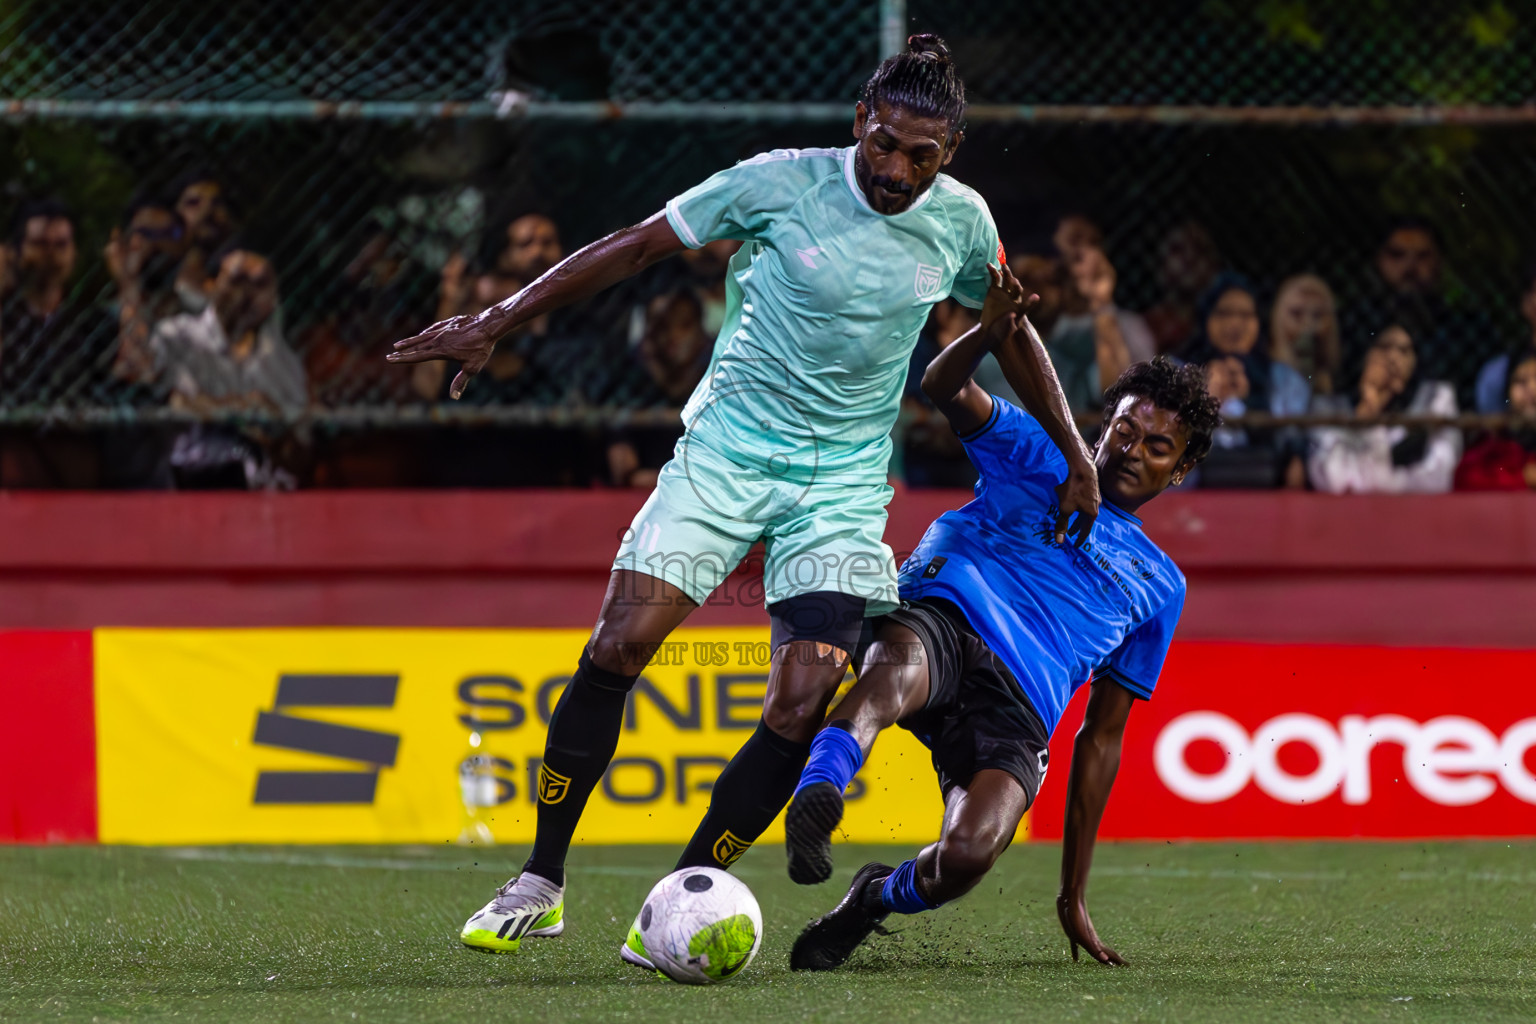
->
<box><xmin>675</xmin><ymin>719</ymin><xmax>813</xmax><ymax>870</ymax></box>
<box><xmin>521</xmin><ymin>650</ymin><xmax>637</xmax><ymax>887</ymax></box>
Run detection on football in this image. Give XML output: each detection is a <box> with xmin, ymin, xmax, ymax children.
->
<box><xmin>638</xmin><ymin>867</ymin><xmax>763</xmax><ymax>984</ymax></box>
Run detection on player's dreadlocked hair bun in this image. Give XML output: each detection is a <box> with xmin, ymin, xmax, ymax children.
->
<box><xmin>861</xmin><ymin>33</ymin><xmax>966</xmax><ymax>129</ymax></box>
<box><xmin>1101</xmin><ymin>356</ymin><xmax>1223</xmax><ymax>467</ymax></box>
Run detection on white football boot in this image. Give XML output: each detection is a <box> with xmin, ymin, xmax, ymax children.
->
<box><xmin>460</xmin><ymin>873</ymin><xmax>565</xmax><ymax>953</ymax></box>
<box><xmin>619</xmin><ymin>906</ymin><xmax>658</xmax><ymax>972</ymax></box>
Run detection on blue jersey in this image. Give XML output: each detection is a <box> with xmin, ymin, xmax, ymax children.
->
<box><xmin>897</xmin><ymin>399</ymin><xmax>1186</xmax><ymax>732</ymax></box>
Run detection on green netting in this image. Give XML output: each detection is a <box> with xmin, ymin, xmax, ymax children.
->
<box><xmin>1</xmin><ymin>1</ymin><xmax>1534</xmax><ymax>489</ymax></box>
<box><xmin>918</xmin><ymin>0</ymin><xmax>1536</xmax><ymax>107</ymax></box>
<box><xmin>2</xmin><ymin>0</ymin><xmax>1532</xmax><ymax>106</ymax></box>
<box><xmin>0</xmin><ymin>0</ymin><xmax>878</xmax><ymax>104</ymax></box>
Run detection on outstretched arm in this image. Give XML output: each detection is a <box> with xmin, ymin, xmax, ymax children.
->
<box><xmin>387</xmin><ymin>212</ymin><xmax>686</xmax><ymax>398</ymax></box>
<box><xmin>1057</xmin><ymin>676</ymin><xmax>1136</xmax><ymax>966</ymax></box>
<box><xmin>924</xmin><ymin>263</ymin><xmax>1101</xmax><ymax>545</ymax></box>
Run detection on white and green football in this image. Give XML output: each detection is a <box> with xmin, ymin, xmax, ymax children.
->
<box><xmin>638</xmin><ymin>867</ymin><xmax>762</xmax><ymax>984</ymax></box>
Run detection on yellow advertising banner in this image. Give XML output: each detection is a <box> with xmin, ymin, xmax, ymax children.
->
<box><xmin>95</xmin><ymin>628</ymin><xmax>1011</xmax><ymax>847</ymax></box>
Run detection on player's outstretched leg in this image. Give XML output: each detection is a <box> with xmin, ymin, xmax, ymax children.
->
<box><xmin>462</xmin><ymin>570</ymin><xmax>695</xmax><ymax>953</ymax></box>
<box><xmin>791</xmin><ymin>769</ymin><xmax>1026</xmax><ymax>971</ymax></box>
<box><xmin>784</xmin><ymin>623</ymin><xmax>933</xmax><ymax>885</ymax></box>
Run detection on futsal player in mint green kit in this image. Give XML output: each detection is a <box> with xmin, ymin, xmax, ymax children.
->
<box><xmin>387</xmin><ymin>34</ymin><xmax>1099</xmax><ymax>968</ymax></box>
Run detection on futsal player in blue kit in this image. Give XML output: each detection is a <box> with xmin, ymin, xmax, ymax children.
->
<box><xmin>783</xmin><ymin>309</ymin><xmax>1221</xmax><ymax>971</ymax></box>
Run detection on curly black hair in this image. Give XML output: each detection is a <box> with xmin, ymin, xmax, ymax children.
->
<box><xmin>1100</xmin><ymin>356</ymin><xmax>1223</xmax><ymax>468</ymax></box>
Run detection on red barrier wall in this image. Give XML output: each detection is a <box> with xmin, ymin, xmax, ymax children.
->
<box><xmin>1</xmin><ymin>491</ymin><xmax>1531</xmax><ymax>843</ymax></box>
<box><xmin>1</xmin><ymin>490</ymin><xmax>1533</xmax><ymax>645</ymax></box>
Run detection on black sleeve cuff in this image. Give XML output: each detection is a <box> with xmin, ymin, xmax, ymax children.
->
<box><xmin>957</xmin><ymin>396</ymin><xmax>1001</xmax><ymax>443</ymax></box>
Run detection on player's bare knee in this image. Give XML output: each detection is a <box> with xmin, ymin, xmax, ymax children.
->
<box><xmin>586</xmin><ymin>631</ymin><xmax>648</xmax><ymax>676</ymax></box>
<box><xmin>762</xmin><ymin>687</ymin><xmax>830</xmax><ymax>742</ymax></box>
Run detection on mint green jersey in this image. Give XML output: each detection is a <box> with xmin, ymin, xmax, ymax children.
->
<box><xmin>665</xmin><ymin>146</ymin><xmax>1001</xmax><ymax>486</ymax></box>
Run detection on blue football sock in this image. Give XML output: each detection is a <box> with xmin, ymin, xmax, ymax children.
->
<box><xmin>880</xmin><ymin>858</ymin><xmax>937</xmax><ymax>915</ymax></box>
<box><xmin>793</xmin><ymin>722</ymin><xmax>864</xmax><ymax>798</ymax></box>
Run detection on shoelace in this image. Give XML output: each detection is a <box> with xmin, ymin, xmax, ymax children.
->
<box><xmin>491</xmin><ymin>877</ymin><xmax>550</xmax><ymax>911</ymax></box>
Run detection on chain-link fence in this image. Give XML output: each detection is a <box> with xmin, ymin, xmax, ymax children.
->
<box><xmin>1</xmin><ymin>0</ymin><xmax>1534</xmax><ymax>487</ymax></box>
<box><xmin>6</xmin><ymin>0</ymin><xmax>1533</xmax><ymax>106</ymax></box>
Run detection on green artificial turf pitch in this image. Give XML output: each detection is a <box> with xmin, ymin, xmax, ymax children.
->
<box><xmin>1</xmin><ymin>842</ymin><xmax>1532</xmax><ymax>1023</ymax></box>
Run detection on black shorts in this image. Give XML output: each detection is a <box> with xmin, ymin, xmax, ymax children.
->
<box><xmin>879</xmin><ymin>597</ymin><xmax>1051</xmax><ymax>806</ymax></box>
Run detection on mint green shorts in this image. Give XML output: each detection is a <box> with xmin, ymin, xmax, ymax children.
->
<box><xmin>612</xmin><ymin>438</ymin><xmax>898</xmax><ymax>613</ymax></box>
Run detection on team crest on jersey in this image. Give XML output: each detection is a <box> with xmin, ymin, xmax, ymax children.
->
<box><xmin>537</xmin><ymin>764</ymin><xmax>572</xmax><ymax>805</ymax></box>
<box><xmin>914</xmin><ymin>262</ymin><xmax>944</xmax><ymax>300</ymax></box>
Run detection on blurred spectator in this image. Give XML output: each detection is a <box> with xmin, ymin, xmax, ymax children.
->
<box><xmin>1184</xmin><ymin>275</ymin><xmax>1311</xmax><ymax>488</ymax></box>
<box><xmin>606</xmin><ymin>289</ymin><xmax>712</xmax><ymax>487</ymax></box>
<box><xmin>1051</xmin><ymin>213</ymin><xmax>1103</xmax><ymax>263</ymax></box>
<box><xmin>1045</xmin><ymin>245</ymin><xmax>1155</xmax><ymax>412</ymax></box>
<box><xmin>1341</xmin><ymin>217</ymin><xmax>1492</xmax><ymax>408</ymax></box>
<box><xmin>1142</xmin><ymin>220</ymin><xmax>1222</xmax><ymax>354</ymax></box>
<box><xmin>302</xmin><ymin>223</ymin><xmax>433</xmax><ymax>406</ymax></box>
<box><xmin>0</xmin><ymin>200</ymin><xmax>117</xmax><ymax>406</ymax></box>
<box><xmin>1456</xmin><ymin>346</ymin><xmax>1536</xmax><ymax>491</ymax></box>
<box><xmin>1269</xmin><ymin>273</ymin><xmax>1342</xmax><ymax>395</ymax></box>
<box><xmin>1473</xmin><ymin>262</ymin><xmax>1536</xmax><ymax>413</ymax></box>
<box><xmin>1308</xmin><ymin>324</ymin><xmax>1460</xmax><ymax>494</ymax></box>
<box><xmin>0</xmin><ymin>200</ymin><xmax>118</xmax><ymax>487</ymax></box>
<box><xmin>108</xmin><ymin>195</ymin><xmax>190</xmax><ymax>389</ymax></box>
<box><xmin>137</xmin><ymin>249</ymin><xmax>306</xmax><ymax>488</ymax></box>
<box><xmin>147</xmin><ymin>249</ymin><xmax>304</xmax><ymax>412</ymax></box>
<box><xmin>415</xmin><ymin>212</ymin><xmax>565</xmax><ymax>403</ymax></box>
<box><xmin>169</xmin><ymin>170</ymin><xmax>238</xmax><ymax>313</ymax></box>
<box><xmin>632</xmin><ymin>290</ymin><xmax>712</xmax><ymax>404</ymax></box>
<box><xmin>99</xmin><ymin>194</ymin><xmax>195</xmax><ymax>488</ymax></box>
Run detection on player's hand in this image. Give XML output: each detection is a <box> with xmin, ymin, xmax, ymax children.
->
<box><xmin>1057</xmin><ymin>892</ymin><xmax>1126</xmax><ymax>966</ymax></box>
<box><xmin>1053</xmin><ymin>460</ymin><xmax>1100</xmax><ymax>547</ymax></box>
<box><xmin>981</xmin><ymin>264</ymin><xmax>1037</xmax><ymax>340</ymax></box>
<box><xmin>386</xmin><ymin>316</ymin><xmax>498</xmax><ymax>399</ymax></box>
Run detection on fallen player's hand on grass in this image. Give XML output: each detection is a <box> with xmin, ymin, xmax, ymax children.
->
<box><xmin>387</xmin><ymin>315</ymin><xmax>499</xmax><ymax>399</ymax></box>
<box><xmin>1058</xmin><ymin>892</ymin><xmax>1127</xmax><ymax>966</ymax></box>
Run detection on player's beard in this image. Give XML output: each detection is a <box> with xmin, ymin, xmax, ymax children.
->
<box><xmin>853</xmin><ymin>147</ymin><xmax>933</xmax><ymax>214</ymax></box>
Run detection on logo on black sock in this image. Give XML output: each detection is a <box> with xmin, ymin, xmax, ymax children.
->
<box><xmin>537</xmin><ymin>764</ymin><xmax>572</xmax><ymax>805</ymax></box>
<box><xmin>712</xmin><ymin>830</ymin><xmax>751</xmax><ymax>867</ymax></box>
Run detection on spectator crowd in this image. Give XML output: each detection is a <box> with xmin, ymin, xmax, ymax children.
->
<box><xmin>1</xmin><ymin>180</ymin><xmax>1534</xmax><ymax>495</ymax></box>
